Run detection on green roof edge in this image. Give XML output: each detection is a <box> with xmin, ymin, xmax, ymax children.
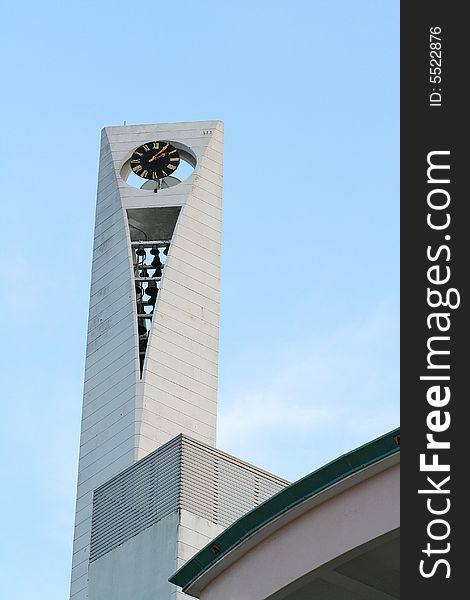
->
<box><xmin>169</xmin><ymin>427</ymin><xmax>400</xmax><ymax>592</ymax></box>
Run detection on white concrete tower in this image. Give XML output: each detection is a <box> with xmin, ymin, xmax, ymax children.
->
<box><xmin>70</xmin><ymin>121</ymin><xmax>224</xmax><ymax>600</ymax></box>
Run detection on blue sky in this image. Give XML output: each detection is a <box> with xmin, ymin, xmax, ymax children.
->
<box><xmin>0</xmin><ymin>2</ymin><xmax>398</xmax><ymax>598</ymax></box>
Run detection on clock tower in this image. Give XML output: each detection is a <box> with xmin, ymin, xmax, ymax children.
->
<box><xmin>69</xmin><ymin>121</ymin><xmax>287</xmax><ymax>600</ymax></box>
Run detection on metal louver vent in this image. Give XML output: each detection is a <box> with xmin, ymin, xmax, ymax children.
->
<box><xmin>89</xmin><ymin>434</ymin><xmax>288</xmax><ymax>563</ymax></box>
<box><xmin>179</xmin><ymin>437</ymin><xmax>288</xmax><ymax>528</ymax></box>
<box><xmin>89</xmin><ymin>436</ymin><xmax>181</xmax><ymax>562</ymax></box>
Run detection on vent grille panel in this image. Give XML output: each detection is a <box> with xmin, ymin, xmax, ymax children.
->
<box><xmin>180</xmin><ymin>439</ymin><xmax>287</xmax><ymax>528</ymax></box>
<box><xmin>90</xmin><ymin>437</ymin><xmax>181</xmax><ymax>561</ymax></box>
<box><xmin>89</xmin><ymin>435</ymin><xmax>288</xmax><ymax>562</ymax></box>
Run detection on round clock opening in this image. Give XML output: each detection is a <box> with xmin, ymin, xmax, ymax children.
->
<box><xmin>121</xmin><ymin>141</ymin><xmax>196</xmax><ymax>191</ymax></box>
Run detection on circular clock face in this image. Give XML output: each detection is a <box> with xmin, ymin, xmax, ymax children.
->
<box><xmin>130</xmin><ymin>141</ymin><xmax>180</xmax><ymax>180</ymax></box>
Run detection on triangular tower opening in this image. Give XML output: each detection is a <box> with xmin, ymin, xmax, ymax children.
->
<box><xmin>127</xmin><ymin>207</ymin><xmax>181</xmax><ymax>376</ymax></box>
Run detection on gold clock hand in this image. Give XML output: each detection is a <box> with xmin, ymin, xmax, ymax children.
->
<box><xmin>149</xmin><ymin>152</ymin><xmax>166</xmax><ymax>163</ymax></box>
<box><xmin>153</xmin><ymin>143</ymin><xmax>169</xmax><ymax>159</ymax></box>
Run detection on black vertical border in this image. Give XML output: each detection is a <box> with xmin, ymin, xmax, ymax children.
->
<box><xmin>401</xmin><ymin>3</ymin><xmax>467</xmax><ymax>598</ymax></box>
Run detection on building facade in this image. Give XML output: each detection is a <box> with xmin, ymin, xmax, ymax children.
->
<box><xmin>69</xmin><ymin>122</ymin><xmax>287</xmax><ymax>600</ymax></box>
<box><xmin>171</xmin><ymin>429</ymin><xmax>401</xmax><ymax>600</ymax></box>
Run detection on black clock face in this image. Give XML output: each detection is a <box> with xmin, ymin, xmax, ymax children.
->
<box><xmin>130</xmin><ymin>141</ymin><xmax>180</xmax><ymax>180</ymax></box>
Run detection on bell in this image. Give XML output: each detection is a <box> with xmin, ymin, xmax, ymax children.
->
<box><xmin>146</xmin><ymin>283</ymin><xmax>158</xmax><ymax>298</ymax></box>
<box><xmin>151</xmin><ymin>252</ymin><xmax>162</xmax><ymax>273</ymax></box>
<box><xmin>163</xmin><ymin>243</ymin><xmax>170</xmax><ymax>256</ymax></box>
<box><xmin>140</xmin><ymin>268</ymin><xmax>149</xmax><ymax>278</ymax></box>
<box><xmin>151</xmin><ymin>253</ymin><xmax>162</xmax><ymax>268</ymax></box>
<box><xmin>147</xmin><ymin>288</ymin><xmax>158</xmax><ymax>306</ymax></box>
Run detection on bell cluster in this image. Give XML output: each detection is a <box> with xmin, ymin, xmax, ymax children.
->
<box><xmin>132</xmin><ymin>240</ymin><xmax>170</xmax><ymax>374</ymax></box>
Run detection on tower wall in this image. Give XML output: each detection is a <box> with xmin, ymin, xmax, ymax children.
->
<box><xmin>70</xmin><ymin>122</ymin><xmax>223</xmax><ymax>600</ymax></box>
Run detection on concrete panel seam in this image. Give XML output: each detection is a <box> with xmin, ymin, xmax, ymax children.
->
<box><xmin>180</xmin><ymin>212</ymin><xmax>221</xmax><ymax>239</ymax></box>
<box><xmin>85</xmin><ymin>311</ymin><xmax>135</xmax><ymax>350</ymax></box>
<box><xmin>92</xmin><ymin>217</ymin><xmax>126</xmax><ymax>246</ymax></box>
<box><xmin>145</xmin><ymin>341</ymin><xmax>218</xmax><ymax>377</ymax></box>
<box><xmin>152</xmin><ymin>321</ymin><xmax>219</xmax><ymax>355</ymax></box>
<box><xmin>145</xmin><ymin>357</ymin><xmax>218</xmax><ymax>392</ymax></box>
<box><xmin>76</xmin><ymin>445</ymin><xmax>136</xmax><ymax>496</ymax></box>
<box><xmin>156</xmin><ymin>286</ymin><xmax>220</xmax><ymax>322</ymax></box>
<box><xmin>84</xmin><ymin>344</ymin><xmax>136</xmax><ymax>383</ymax></box>
<box><xmin>79</xmin><ymin>420</ymin><xmax>138</xmax><ymax>462</ymax></box>
<box><xmin>154</xmin><ymin>304</ymin><xmax>219</xmax><ymax>340</ymax></box>
<box><xmin>83</xmin><ymin>362</ymin><xmax>136</xmax><ymax>405</ymax></box>
<box><xmin>80</xmin><ymin>432</ymin><xmax>135</xmax><ymax>471</ymax></box>
<box><xmin>171</xmin><ymin>240</ymin><xmax>220</xmax><ymax>268</ymax></box>
<box><xmin>164</xmin><ymin>273</ymin><xmax>220</xmax><ymax>304</ymax></box>
<box><xmin>138</xmin><ymin>399</ymin><xmax>216</xmax><ymax>428</ymax></box>
<box><xmin>142</xmin><ymin>361</ymin><xmax>217</xmax><ymax>398</ymax></box>
<box><xmin>183</xmin><ymin>198</ymin><xmax>222</xmax><ymax>223</ymax></box>
<box><xmin>136</xmin><ymin>425</ymin><xmax>215</xmax><ymax>448</ymax></box>
<box><xmin>84</xmin><ymin>356</ymin><xmax>136</xmax><ymax>392</ymax></box>
<box><xmin>144</xmin><ymin>328</ymin><xmax>218</xmax><ymax>367</ymax></box>
<box><xmin>89</xmin><ymin>255</ymin><xmax>130</xmax><ymax>291</ymax></box>
<box><xmin>88</xmin><ymin>278</ymin><xmax>130</xmax><ymax>312</ymax></box>
<box><xmin>85</xmin><ymin>332</ymin><xmax>135</xmax><ymax>370</ymax></box>
<box><xmin>82</xmin><ymin>381</ymin><xmax>136</xmax><ymax>417</ymax></box>
<box><xmin>191</xmin><ymin>181</ymin><xmax>224</xmax><ymax>202</ymax></box>
<box><xmin>166</xmin><ymin>256</ymin><xmax>221</xmax><ymax>286</ymax></box>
